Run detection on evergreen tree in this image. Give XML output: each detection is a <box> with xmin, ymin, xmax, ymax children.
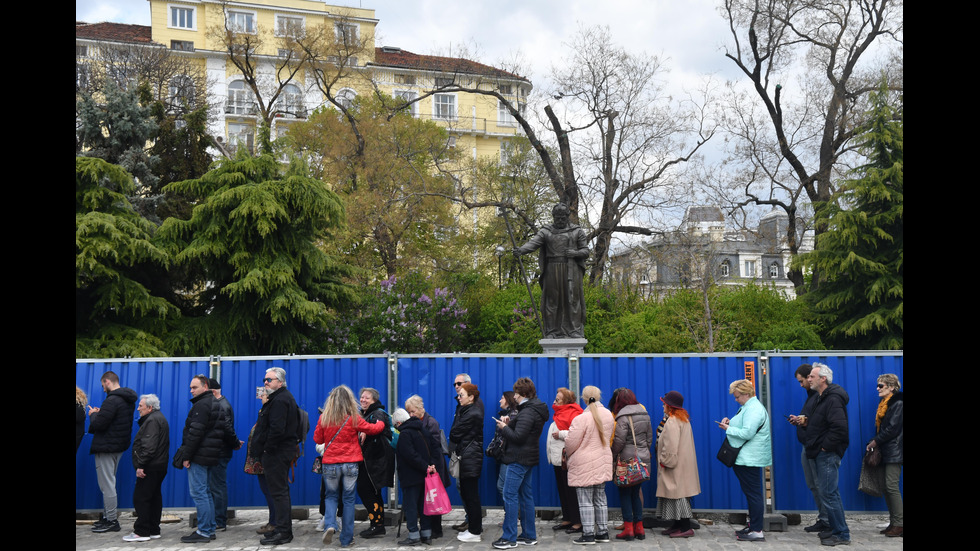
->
<box><xmin>801</xmin><ymin>82</ymin><xmax>903</xmax><ymax>349</ymax></box>
<box><xmin>76</xmin><ymin>157</ymin><xmax>177</xmax><ymax>358</ymax></box>
<box><xmin>148</xmin><ymin>102</ymin><xmax>214</xmax><ymax>221</ymax></box>
<box><xmin>158</xmin><ymin>153</ymin><xmax>355</xmax><ymax>355</ymax></box>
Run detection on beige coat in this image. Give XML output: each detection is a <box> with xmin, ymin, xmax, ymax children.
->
<box><xmin>655</xmin><ymin>415</ymin><xmax>701</xmax><ymax>499</ymax></box>
<box><xmin>564</xmin><ymin>406</ymin><xmax>614</xmax><ymax>487</ymax></box>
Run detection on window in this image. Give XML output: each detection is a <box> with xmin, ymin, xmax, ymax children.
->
<box><xmin>227</xmin><ymin>122</ymin><xmax>254</xmax><ymax>153</ymax></box>
<box><xmin>500</xmin><ymin>141</ymin><xmax>512</xmax><ymax>165</ymax></box>
<box><xmin>275</xmin><ymin>15</ymin><xmax>304</xmax><ymax>38</ymax></box>
<box><xmin>326</xmin><ymin>55</ymin><xmax>358</xmax><ymax>67</ymax></box>
<box><xmin>77</xmin><ymin>45</ymin><xmax>88</xmax><ymax>58</ymax></box>
<box><xmin>336</xmin><ymin>88</ymin><xmax>356</xmax><ymax>110</ymax></box>
<box><xmin>335</xmin><ymin>22</ymin><xmax>358</xmax><ymax>45</ymax></box>
<box><xmin>743</xmin><ymin>260</ymin><xmax>756</xmax><ymax>278</ymax></box>
<box><xmin>226</xmin><ymin>80</ymin><xmax>254</xmax><ymax>115</ymax></box>
<box><xmin>169</xmin><ymin>75</ymin><xmax>195</xmax><ymax>108</ymax></box>
<box><xmin>228</xmin><ymin>11</ymin><xmax>256</xmax><ymax>34</ymax></box>
<box><xmin>447</xmin><ymin>136</ymin><xmax>457</xmax><ymax>148</ymax></box>
<box><xmin>498</xmin><ymin>100</ymin><xmax>515</xmax><ymax>126</ymax></box>
<box><xmin>396</xmin><ymin>74</ymin><xmax>416</xmax><ymax>85</ymax></box>
<box><xmin>276</xmin><ymin>84</ymin><xmax>304</xmax><ymax>117</ymax></box>
<box><xmin>76</xmin><ymin>63</ymin><xmax>90</xmax><ymax>90</ymax></box>
<box><xmin>434</xmin><ymin>77</ymin><xmax>454</xmax><ymax>87</ymax></box>
<box><xmin>170</xmin><ymin>6</ymin><xmax>195</xmax><ymax>30</ymax></box>
<box><xmin>769</xmin><ymin>262</ymin><xmax>780</xmax><ymax>278</ymax></box>
<box><xmin>107</xmin><ymin>64</ymin><xmax>135</xmax><ymax>90</ymax></box>
<box><xmin>171</xmin><ymin>40</ymin><xmax>194</xmax><ymax>51</ymax></box>
<box><xmin>433</xmin><ymin>93</ymin><xmax>456</xmax><ymax>120</ymax></box>
<box><xmin>498</xmin><ymin>84</ymin><xmax>512</xmax><ymax>95</ymax></box>
<box><xmin>394</xmin><ymin>90</ymin><xmax>418</xmax><ymax>116</ymax></box>
<box><xmin>720</xmin><ymin>260</ymin><xmax>730</xmax><ymax>277</ymax></box>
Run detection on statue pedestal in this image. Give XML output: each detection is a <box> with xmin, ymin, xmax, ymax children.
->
<box><xmin>539</xmin><ymin>338</ymin><xmax>587</xmax><ymax>356</ymax></box>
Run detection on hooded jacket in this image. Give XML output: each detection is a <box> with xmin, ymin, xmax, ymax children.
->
<box><xmin>500</xmin><ymin>397</ymin><xmax>549</xmax><ymax>466</ymax></box>
<box><xmin>132</xmin><ymin>409</ymin><xmax>170</xmax><ymax>471</ymax></box>
<box><xmin>804</xmin><ymin>383</ymin><xmax>850</xmax><ymax>459</ymax></box>
<box><xmin>395</xmin><ymin>416</ymin><xmax>443</xmax><ymax>487</ymax></box>
<box><xmin>89</xmin><ymin>386</ymin><xmax>138</xmax><ymax>454</ymax></box>
<box><xmin>360</xmin><ymin>401</ymin><xmax>395</xmax><ymax>489</ymax></box>
<box><xmin>181</xmin><ymin>391</ymin><xmax>233</xmax><ymax>466</ymax></box>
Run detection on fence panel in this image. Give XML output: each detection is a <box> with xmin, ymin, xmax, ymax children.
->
<box><xmin>767</xmin><ymin>353</ymin><xmax>904</xmax><ymax>513</ymax></box>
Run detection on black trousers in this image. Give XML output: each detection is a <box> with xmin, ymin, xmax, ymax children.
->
<box><xmin>132</xmin><ymin>469</ymin><xmax>167</xmax><ymax>536</ymax></box>
<box><xmin>262</xmin><ymin>451</ymin><xmax>293</xmax><ymax>535</ymax></box>
<box><xmin>459</xmin><ymin>477</ymin><xmax>483</xmax><ymax>535</ymax></box>
<box><xmin>356</xmin><ymin>469</ymin><xmax>385</xmax><ymax>529</ymax></box>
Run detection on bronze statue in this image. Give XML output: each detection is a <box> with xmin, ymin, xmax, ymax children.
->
<box><xmin>515</xmin><ymin>204</ymin><xmax>589</xmax><ymax>339</ymax></box>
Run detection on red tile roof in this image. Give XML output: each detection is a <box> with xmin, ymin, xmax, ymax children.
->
<box><xmin>372</xmin><ymin>47</ymin><xmax>527</xmax><ymax>82</ymax></box>
<box><xmin>76</xmin><ymin>22</ymin><xmax>155</xmax><ymax>45</ymax></box>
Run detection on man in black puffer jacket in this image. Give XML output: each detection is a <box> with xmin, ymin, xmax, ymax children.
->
<box><xmin>179</xmin><ymin>376</ymin><xmax>233</xmax><ymax>543</ymax></box>
<box><xmin>88</xmin><ymin>370</ymin><xmax>137</xmax><ymax>534</ymax></box>
<box><xmin>494</xmin><ymin>377</ymin><xmax>549</xmax><ymax>549</ymax></box>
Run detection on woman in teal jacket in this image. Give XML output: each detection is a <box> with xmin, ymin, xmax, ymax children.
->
<box><xmin>719</xmin><ymin>379</ymin><xmax>771</xmax><ymax>542</ymax></box>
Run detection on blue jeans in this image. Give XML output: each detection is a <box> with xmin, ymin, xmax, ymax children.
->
<box><xmin>801</xmin><ymin>449</ymin><xmax>827</xmax><ymax>524</ymax></box>
<box><xmin>401</xmin><ymin>483</ymin><xmax>432</xmax><ymax>539</ymax></box>
<box><xmin>733</xmin><ymin>465</ymin><xmax>764</xmax><ymax>532</ymax></box>
<box><xmin>188</xmin><ymin>462</ymin><xmax>216</xmax><ymax>537</ymax></box>
<box><xmin>322</xmin><ymin>463</ymin><xmax>358</xmax><ymax>545</ymax></box>
<box><xmin>501</xmin><ymin>462</ymin><xmax>536</xmax><ymax>542</ymax></box>
<box><xmin>619</xmin><ymin>485</ymin><xmax>642</xmax><ymax>523</ymax></box>
<box><xmin>210</xmin><ymin>456</ymin><xmax>230</xmax><ymax>527</ymax></box>
<box><xmin>812</xmin><ymin>452</ymin><xmax>849</xmax><ymax>540</ymax></box>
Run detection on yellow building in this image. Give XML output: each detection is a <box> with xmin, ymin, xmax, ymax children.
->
<box><xmin>77</xmin><ymin>0</ymin><xmax>530</xmax><ymax>162</ymax></box>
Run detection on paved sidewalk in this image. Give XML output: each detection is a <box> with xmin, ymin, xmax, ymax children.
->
<box><xmin>76</xmin><ymin>508</ymin><xmax>903</xmax><ymax>550</ymax></box>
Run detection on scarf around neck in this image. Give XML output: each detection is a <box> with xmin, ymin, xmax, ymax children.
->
<box><xmin>552</xmin><ymin>402</ymin><xmax>584</xmax><ymax>431</ymax></box>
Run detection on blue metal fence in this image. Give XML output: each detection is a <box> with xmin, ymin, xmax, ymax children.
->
<box><xmin>76</xmin><ymin>352</ymin><xmax>902</xmax><ymax>514</ymax></box>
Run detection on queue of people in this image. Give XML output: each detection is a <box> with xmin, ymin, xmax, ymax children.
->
<box><xmin>79</xmin><ymin>364</ymin><xmax>902</xmax><ymax>546</ymax></box>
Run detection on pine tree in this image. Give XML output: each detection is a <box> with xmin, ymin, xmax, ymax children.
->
<box><xmin>76</xmin><ymin>157</ymin><xmax>178</xmax><ymax>357</ymax></box>
<box><xmin>158</xmin><ymin>153</ymin><xmax>356</xmax><ymax>355</ymax></box>
<box><xmin>801</xmin><ymin>82</ymin><xmax>903</xmax><ymax>349</ymax></box>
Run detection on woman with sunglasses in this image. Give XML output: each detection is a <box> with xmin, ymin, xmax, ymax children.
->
<box><xmin>866</xmin><ymin>374</ymin><xmax>903</xmax><ymax>537</ymax></box>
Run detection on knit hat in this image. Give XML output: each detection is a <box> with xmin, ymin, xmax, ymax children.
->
<box><xmin>662</xmin><ymin>390</ymin><xmax>684</xmax><ymax>408</ymax></box>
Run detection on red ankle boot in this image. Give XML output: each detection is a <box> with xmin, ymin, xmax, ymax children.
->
<box><xmin>615</xmin><ymin>522</ymin><xmax>634</xmax><ymax>541</ymax></box>
<box><xmin>633</xmin><ymin>521</ymin><xmax>646</xmax><ymax>540</ymax></box>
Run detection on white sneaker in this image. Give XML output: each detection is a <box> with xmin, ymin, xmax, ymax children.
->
<box><xmin>458</xmin><ymin>530</ymin><xmax>482</xmax><ymax>542</ymax></box>
<box><xmin>876</xmin><ymin>522</ymin><xmax>890</xmax><ymax>529</ymax></box>
<box><xmin>316</xmin><ymin>517</ymin><xmax>326</xmax><ymax>531</ymax></box>
<box><xmin>123</xmin><ymin>532</ymin><xmax>151</xmax><ymax>542</ymax></box>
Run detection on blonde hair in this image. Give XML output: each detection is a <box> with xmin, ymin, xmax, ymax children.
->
<box><xmin>76</xmin><ymin>386</ymin><xmax>88</xmax><ymax>407</ymax></box>
<box><xmin>320</xmin><ymin>385</ymin><xmax>359</xmax><ymax>427</ymax></box>
<box><xmin>729</xmin><ymin>379</ymin><xmax>756</xmax><ymax>397</ymax></box>
<box><xmin>877</xmin><ymin>373</ymin><xmax>901</xmax><ymax>391</ymax></box>
<box><xmin>581</xmin><ymin>385</ymin><xmax>607</xmax><ymax>444</ymax></box>
<box><xmin>405</xmin><ymin>395</ymin><xmax>425</xmax><ymax>414</ymax></box>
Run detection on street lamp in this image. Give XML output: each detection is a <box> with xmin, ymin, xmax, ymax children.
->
<box><xmin>495</xmin><ymin>245</ymin><xmax>506</xmax><ymax>289</ymax></box>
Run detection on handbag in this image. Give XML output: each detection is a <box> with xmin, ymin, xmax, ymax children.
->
<box><xmin>485</xmin><ymin>432</ymin><xmax>504</xmax><ymax>459</ymax></box>
<box><xmin>614</xmin><ymin>417</ymin><xmax>651</xmax><ymax>487</ymax></box>
<box><xmin>865</xmin><ymin>446</ymin><xmax>882</xmax><ymax>468</ymax></box>
<box><xmin>449</xmin><ymin>451</ymin><xmax>460</xmax><ymax>479</ymax></box>
<box><xmin>313</xmin><ymin>416</ymin><xmax>350</xmax><ymax>475</ymax></box>
<box><xmin>716</xmin><ymin>407</ymin><xmax>768</xmax><ymax>468</ymax></box>
<box><xmin>858</xmin><ymin>458</ymin><xmax>884</xmax><ymax>497</ymax></box>
<box><xmin>423</xmin><ymin>471</ymin><xmax>453</xmax><ymax>515</ymax></box>
<box><xmin>244</xmin><ymin>455</ymin><xmax>264</xmax><ymax>475</ymax></box>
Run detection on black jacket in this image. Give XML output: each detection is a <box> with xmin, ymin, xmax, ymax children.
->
<box><xmin>795</xmin><ymin>388</ymin><xmax>818</xmax><ymax>444</ymax></box>
<box><xmin>500</xmin><ymin>397</ymin><xmax>548</xmax><ymax>466</ymax></box>
<box><xmin>215</xmin><ymin>396</ymin><xmax>238</xmax><ymax>459</ymax></box>
<box><xmin>181</xmin><ymin>392</ymin><xmax>233</xmax><ymax>466</ymax></box>
<box><xmin>360</xmin><ymin>401</ymin><xmax>395</xmax><ymax>490</ymax></box>
<box><xmin>254</xmin><ymin>387</ymin><xmax>298</xmax><ymax>459</ymax></box>
<box><xmin>804</xmin><ymin>384</ymin><xmax>849</xmax><ymax>459</ymax></box>
<box><xmin>449</xmin><ymin>400</ymin><xmax>484</xmax><ymax>479</ymax></box>
<box><xmin>89</xmin><ymin>387</ymin><xmax>138</xmax><ymax>454</ymax></box>
<box><xmin>396</xmin><ymin>417</ymin><xmax>443</xmax><ymax>487</ymax></box>
<box><xmin>873</xmin><ymin>391</ymin><xmax>903</xmax><ymax>464</ymax></box>
<box><xmin>132</xmin><ymin>409</ymin><xmax>170</xmax><ymax>470</ymax></box>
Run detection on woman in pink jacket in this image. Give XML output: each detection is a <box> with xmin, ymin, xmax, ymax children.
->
<box><xmin>564</xmin><ymin>386</ymin><xmax>614</xmax><ymax>545</ymax></box>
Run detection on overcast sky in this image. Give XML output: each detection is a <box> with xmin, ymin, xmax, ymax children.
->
<box><xmin>76</xmin><ymin>0</ymin><xmax>743</xmax><ymax>89</ymax></box>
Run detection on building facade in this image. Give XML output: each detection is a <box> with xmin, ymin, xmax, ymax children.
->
<box><xmin>608</xmin><ymin>207</ymin><xmax>813</xmax><ymax>299</ymax></box>
<box><xmin>76</xmin><ymin>0</ymin><xmax>530</xmax><ymax>161</ymax></box>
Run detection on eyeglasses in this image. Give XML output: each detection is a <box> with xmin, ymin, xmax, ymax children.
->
<box><xmin>264</xmin><ymin>378</ymin><xmax>275</xmax><ymax>383</ymax></box>
<box><xmin>876</xmin><ymin>383</ymin><xmax>886</xmax><ymax>389</ymax></box>
<box><xmin>454</xmin><ymin>382</ymin><xmax>463</xmax><ymax>387</ymax></box>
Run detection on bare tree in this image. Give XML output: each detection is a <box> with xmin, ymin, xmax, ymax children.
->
<box><xmin>211</xmin><ymin>2</ymin><xmax>312</xmax><ymax>154</ymax></box>
<box><xmin>719</xmin><ymin>0</ymin><xmax>903</xmax><ymax>289</ymax></box>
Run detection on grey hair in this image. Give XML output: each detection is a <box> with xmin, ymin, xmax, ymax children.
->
<box><xmin>392</xmin><ymin>408</ymin><xmax>410</xmax><ymax>425</ymax></box>
<box><xmin>359</xmin><ymin>387</ymin><xmax>381</xmax><ymax>403</ymax></box>
<box><xmin>455</xmin><ymin>373</ymin><xmax>471</xmax><ymax>383</ymax></box>
<box><xmin>812</xmin><ymin>362</ymin><xmax>833</xmax><ymax>384</ymax></box>
<box><xmin>266</xmin><ymin>367</ymin><xmax>287</xmax><ymax>386</ymax></box>
<box><xmin>140</xmin><ymin>394</ymin><xmax>161</xmax><ymax>411</ymax></box>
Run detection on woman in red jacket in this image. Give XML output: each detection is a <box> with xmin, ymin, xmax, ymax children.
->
<box><xmin>314</xmin><ymin>385</ymin><xmax>385</xmax><ymax>547</ymax></box>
